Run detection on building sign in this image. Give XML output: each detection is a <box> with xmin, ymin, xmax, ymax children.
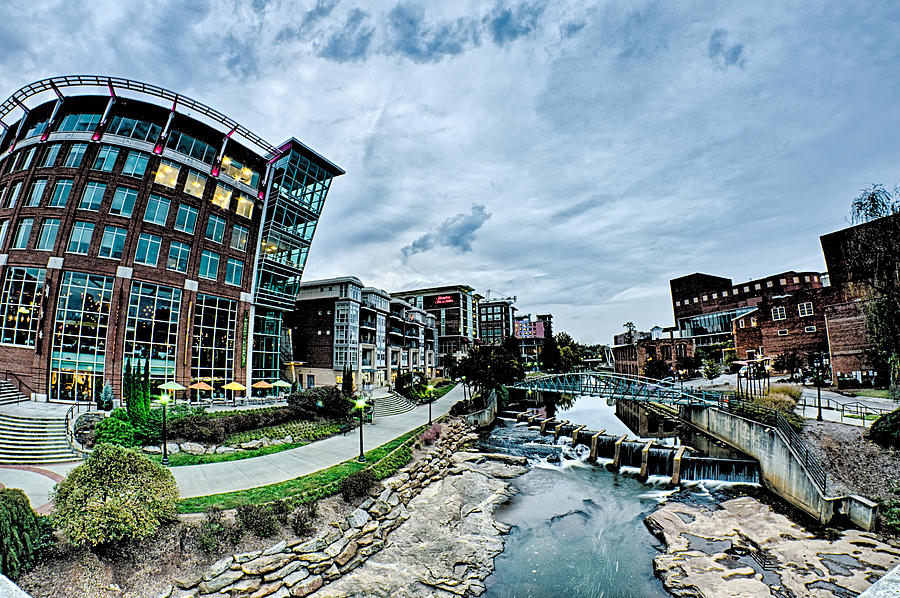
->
<box><xmin>434</xmin><ymin>295</ymin><xmax>455</xmax><ymax>305</ymax></box>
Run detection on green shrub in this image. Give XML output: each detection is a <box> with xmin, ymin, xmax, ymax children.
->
<box><xmin>52</xmin><ymin>444</ymin><xmax>178</xmax><ymax>547</ymax></box>
<box><xmin>339</xmin><ymin>469</ymin><xmax>375</xmax><ymax>502</ymax></box>
<box><xmin>93</xmin><ymin>417</ymin><xmax>138</xmax><ymax>447</ymax></box>
<box><xmin>110</xmin><ymin>407</ymin><xmax>130</xmax><ymax>422</ymax></box>
<box><xmin>236</xmin><ymin>503</ymin><xmax>278</xmax><ymax>538</ymax></box>
<box><xmin>768</xmin><ymin>384</ymin><xmax>803</xmax><ymax>401</ymax></box>
<box><xmin>0</xmin><ymin>489</ymin><xmax>50</xmax><ymax>581</ymax></box>
<box><xmin>196</xmin><ymin>506</ymin><xmax>242</xmax><ymax>554</ymax></box>
<box><xmin>228</xmin><ymin>421</ymin><xmax>340</xmax><ymax>445</ymax></box>
<box><xmin>869</xmin><ymin>408</ymin><xmax>900</xmax><ymax>449</ymax></box>
<box><xmin>290</xmin><ymin>502</ymin><xmax>318</xmax><ymax>536</ymax></box>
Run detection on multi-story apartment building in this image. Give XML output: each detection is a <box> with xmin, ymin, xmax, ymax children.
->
<box><xmin>478</xmin><ymin>297</ymin><xmax>516</xmax><ymax>344</ymax></box>
<box><xmin>0</xmin><ymin>76</ymin><xmax>342</xmax><ymax>403</ymax></box>
<box><xmin>289</xmin><ymin>277</ymin><xmax>437</xmax><ymax>389</ymax></box>
<box><xmin>392</xmin><ymin>285</ymin><xmax>479</xmax><ymax>367</ymax></box>
<box><xmin>514</xmin><ymin>312</ymin><xmax>553</xmax><ymax>362</ymax></box>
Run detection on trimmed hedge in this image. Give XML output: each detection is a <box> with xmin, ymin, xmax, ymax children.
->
<box><xmin>869</xmin><ymin>407</ymin><xmax>900</xmax><ymax>449</ymax></box>
<box><xmin>0</xmin><ymin>489</ymin><xmax>49</xmax><ymax>581</ymax></box>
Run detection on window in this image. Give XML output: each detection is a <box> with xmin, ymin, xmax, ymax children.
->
<box><xmin>205</xmin><ymin>214</ymin><xmax>226</xmax><ymax>243</ymax></box>
<box><xmin>98</xmin><ymin>226</ymin><xmax>128</xmax><ymax>259</ymax></box>
<box><xmin>124</xmin><ymin>282</ymin><xmax>182</xmax><ymax>381</ymax></box>
<box><xmin>230</xmin><ymin>225</ymin><xmax>249</xmax><ymax>252</ymax></box>
<box><xmin>771</xmin><ymin>306</ymin><xmax>786</xmax><ymax>321</ymax></box>
<box><xmin>0</xmin><ymin>220</ymin><xmax>8</xmax><ymax>249</ymax></box>
<box><xmin>41</xmin><ymin>144</ymin><xmax>61</xmax><ymax>168</ymax></box>
<box><xmin>804</xmin><ymin>325</ymin><xmax>817</xmax><ymax>333</ymax></box>
<box><xmin>79</xmin><ymin>181</ymin><xmax>107</xmax><ymax>210</ymax></box>
<box><xmin>739</xmin><ymin>319</ymin><xmax>746</xmax><ymax>329</ymax></box>
<box><xmin>225</xmin><ymin>258</ymin><xmax>243</xmax><ymax>286</ymax></box>
<box><xmin>91</xmin><ymin>146</ymin><xmax>119</xmax><ymax>172</ymax></box>
<box><xmin>804</xmin><ymin>276</ymin><xmax>810</xmax><ymax>282</ymax></box>
<box><xmin>58</xmin><ymin>113</ymin><xmax>101</xmax><ymax>132</ymax></box>
<box><xmin>722</xmin><ymin>290</ymin><xmax>728</xmax><ymax>297</ymax></box>
<box><xmin>779</xmin><ymin>278</ymin><xmax>787</xmax><ymax>285</ymax></box>
<box><xmin>36</xmin><ymin>219</ymin><xmax>60</xmax><ymax>251</ymax></box>
<box><xmin>198</xmin><ymin>250</ymin><xmax>219</xmax><ymax>280</ymax></box>
<box><xmin>25</xmin><ymin>179</ymin><xmax>47</xmax><ymax>207</ymax></box>
<box><xmin>154</xmin><ymin>159</ymin><xmax>180</xmax><ymax>188</ymax></box>
<box><xmin>220</xmin><ymin>156</ymin><xmax>260</xmax><ymax>187</ymax></box>
<box><xmin>49</xmin><ymin>179</ymin><xmax>73</xmax><ymax>208</ymax></box>
<box><xmin>11</xmin><ymin>218</ymin><xmax>34</xmax><ymax>249</ymax></box>
<box><xmin>122</xmin><ymin>151</ymin><xmax>149</xmax><ymax>178</ymax></box>
<box><xmin>106</xmin><ymin>116</ymin><xmax>161</xmax><ymax>143</ymax></box>
<box><xmin>235</xmin><ymin>194</ymin><xmax>254</xmax><ymax>218</ymax></box>
<box><xmin>18</xmin><ymin>148</ymin><xmax>35</xmax><ymax>171</ymax></box>
<box><xmin>793</xmin><ymin>277</ymin><xmax>800</xmax><ymax>283</ymax></box>
<box><xmin>109</xmin><ymin>187</ymin><xmax>138</xmax><ymax>218</ymax></box>
<box><xmin>134</xmin><ymin>233</ymin><xmax>162</xmax><ymax>266</ymax></box>
<box><xmin>211</xmin><ymin>183</ymin><xmax>232</xmax><ymax>210</ymax></box>
<box><xmin>754</xmin><ymin>283</ymin><xmax>761</xmax><ymax>290</ymax></box>
<box><xmin>750</xmin><ymin>317</ymin><xmax>757</xmax><ymax>327</ymax></box>
<box><xmin>167</xmin><ymin>241</ymin><xmax>190</xmax><ymax>272</ymax></box>
<box><xmin>674</xmin><ymin>300</ymin><xmax>681</xmax><ymax>307</ymax></box>
<box><xmin>167</xmin><ymin>130</ymin><xmax>217</xmax><ymax>163</ymax></box>
<box><xmin>174</xmin><ymin>204</ymin><xmax>199</xmax><ymax>234</ymax></box>
<box><xmin>192</xmin><ymin>294</ymin><xmax>237</xmax><ymax>388</ymax></box>
<box><xmin>798</xmin><ymin>302</ymin><xmax>814</xmax><ymax>317</ymax></box>
<box><xmin>184</xmin><ymin>170</ymin><xmax>207</xmax><ymax>198</ymax></box>
<box><xmin>143</xmin><ymin>194</ymin><xmax>170</xmax><ymax>225</ymax></box>
<box><xmin>743</xmin><ymin>286</ymin><xmax>750</xmax><ymax>292</ymax></box>
<box><xmin>63</xmin><ymin>144</ymin><xmax>87</xmax><ymax>168</ymax></box>
<box><xmin>702</xmin><ymin>295</ymin><xmax>708</xmax><ymax>301</ymax></box>
<box><xmin>777</xmin><ymin>329</ymin><xmax>789</xmax><ymax>336</ymax></box>
<box><xmin>66</xmin><ymin>221</ymin><xmax>95</xmax><ymax>254</ymax></box>
<box><xmin>3</xmin><ymin>182</ymin><xmax>21</xmax><ymax>209</ymax></box>
<box><xmin>0</xmin><ymin>268</ymin><xmax>45</xmax><ymax>347</ymax></box>
<box><xmin>712</xmin><ymin>293</ymin><xmax>718</xmax><ymax>299</ymax></box>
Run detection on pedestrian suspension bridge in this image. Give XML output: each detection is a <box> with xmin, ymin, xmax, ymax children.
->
<box><xmin>508</xmin><ymin>372</ymin><xmax>725</xmax><ymax>406</ymax></box>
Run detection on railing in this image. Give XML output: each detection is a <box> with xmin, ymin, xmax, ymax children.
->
<box><xmin>2</xmin><ymin>370</ymin><xmax>34</xmax><ymax>402</ymax></box>
<box><xmin>795</xmin><ymin>397</ymin><xmax>891</xmax><ymax>425</ymax></box>
<box><xmin>510</xmin><ymin>372</ymin><xmax>725</xmax><ymax>406</ymax></box>
<box><xmin>64</xmin><ymin>402</ymin><xmax>91</xmax><ymax>460</ymax></box>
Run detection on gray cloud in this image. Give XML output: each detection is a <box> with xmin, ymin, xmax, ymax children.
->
<box><xmin>402</xmin><ymin>204</ymin><xmax>492</xmax><ymax>261</ymax></box>
<box><xmin>385</xmin><ymin>3</ymin><xmax>479</xmax><ymax>63</ymax></box>
<box><xmin>561</xmin><ymin>20</ymin><xmax>585</xmax><ymax>39</ymax></box>
<box><xmin>486</xmin><ymin>2</ymin><xmax>545</xmax><ymax>45</ymax></box>
<box><xmin>707</xmin><ymin>28</ymin><xmax>746</xmax><ymax>68</ymax></box>
<box><xmin>317</xmin><ymin>8</ymin><xmax>375</xmax><ymax>62</ymax></box>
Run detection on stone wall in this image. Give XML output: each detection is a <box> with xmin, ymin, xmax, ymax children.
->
<box><xmin>157</xmin><ymin>418</ymin><xmax>479</xmax><ymax>598</ymax></box>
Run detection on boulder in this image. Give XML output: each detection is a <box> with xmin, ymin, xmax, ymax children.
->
<box><xmin>197</xmin><ymin>569</ymin><xmax>243</xmax><ymax>594</ymax></box>
<box><xmin>172</xmin><ymin>572</ymin><xmax>202</xmax><ymax>589</ymax></box>
<box><xmin>242</xmin><ymin>554</ymin><xmax>294</xmax><ymax>575</ymax></box>
<box><xmin>249</xmin><ymin>582</ymin><xmax>285</xmax><ymax>598</ymax></box>
<box><xmin>230</xmin><ymin>577</ymin><xmax>262</xmax><ymax>595</ymax></box>
<box><xmin>180</xmin><ymin>442</ymin><xmax>206</xmax><ymax>455</ymax></box>
<box><xmin>241</xmin><ymin>439</ymin><xmax>263</xmax><ymax>450</ymax></box>
<box><xmin>143</xmin><ymin>445</ymin><xmax>163</xmax><ymax>454</ymax></box>
<box><xmin>205</xmin><ymin>557</ymin><xmax>234</xmax><ymax>580</ymax></box>
<box><xmin>215</xmin><ymin>445</ymin><xmax>237</xmax><ymax>454</ymax></box>
<box><xmin>347</xmin><ymin>508</ymin><xmax>370</xmax><ymax>528</ymax></box>
<box><xmin>289</xmin><ymin>575</ymin><xmax>322</xmax><ymax>597</ymax></box>
<box><xmin>166</xmin><ymin>442</ymin><xmax>181</xmax><ymax>454</ymax></box>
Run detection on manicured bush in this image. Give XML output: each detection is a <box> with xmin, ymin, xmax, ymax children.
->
<box><xmin>287</xmin><ymin>386</ymin><xmax>352</xmax><ymax>420</ymax></box>
<box><xmin>236</xmin><ymin>503</ymin><xmax>278</xmax><ymax>538</ymax></box>
<box><xmin>869</xmin><ymin>408</ymin><xmax>900</xmax><ymax>449</ymax></box>
<box><xmin>290</xmin><ymin>502</ymin><xmax>318</xmax><ymax>536</ymax></box>
<box><xmin>339</xmin><ymin>469</ymin><xmax>375</xmax><ymax>502</ymax></box>
<box><xmin>97</xmin><ymin>383</ymin><xmax>114</xmax><ymax>411</ymax></box>
<box><xmin>93</xmin><ymin>417</ymin><xmax>138</xmax><ymax>447</ymax></box>
<box><xmin>0</xmin><ymin>489</ymin><xmax>50</xmax><ymax>581</ymax></box>
<box><xmin>52</xmin><ymin>444</ymin><xmax>178</xmax><ymax>547</ymax></box>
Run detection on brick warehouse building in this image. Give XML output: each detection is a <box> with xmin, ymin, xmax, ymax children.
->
<box><xmin>0</xmin><ymin>76</ymin><xmax>342</xmax><ymax>403</ymax></box>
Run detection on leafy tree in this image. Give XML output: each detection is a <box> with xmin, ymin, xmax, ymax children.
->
<box><xmin>0</xmin><ymin>489</ymin><xmax>49</xmax><ymax>581</ymax></box>
<box><xmin>642</xmin><ymin>357</ymin><xmax>672</xmax><ymax>380</ymax></box>
<box><xmin>52</xmin><ymin>444</ymin><xmax>178</xmax><ymax>547</ymax></box>
<box><xmin>677</xmin><ymin>354</ymin><xmax>701</xmax><ymax>378</ymax></box>
<box><xmin>702</xmin><ymin>359</ymin><xmax>723</xmax><ymax>382</ymax></box>
<box><xmin>341</xmin><ymin>366</ymin><xmax>354</xmax><ymax>397</ymax></box>
<box><xmin>623</xmin><ymin>322</ymin><xmax>636</xmax><ymax>344</ymax></box>
<box><xmin>457</xmin><ymin>344</ymin><xmax>524</xmax><ymax>401</ymax></box>
<box><xmin>396</xmin><ymin>371</ymin><xmax>427</xmax><ymax>402</ymax></box>
<box><xmin>846</xmin><ymin>185</ymin><xmax>900</xmax><ymax>395</ymax></box>
<box><xmin>93</xmin><ymin>417</ymin><xmax>138</xmax><ymax>447</ymax></box>
<box><xmin>541</xmin><ymin>336</ymin><xmax>562</xmax><ymax>373</ymax></box>
<box><xmin>98</xmin><ymin>383</ymin><xmax>114</xmax><ymax>411</ymax></box>
<box><xmin>773</xmin><ymin>351</ymin><xmax>802</xmax><ymax>381</ymax></box>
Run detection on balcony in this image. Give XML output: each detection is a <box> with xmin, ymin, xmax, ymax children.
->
<box><xmin>360</xmin><ymin>318</ymin><xmax>376</xmax><ymax>330</ymax></box>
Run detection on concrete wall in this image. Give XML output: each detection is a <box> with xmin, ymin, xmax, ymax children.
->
<box><xmin>465</xmin><ymin>390</ymin><xmax>498</xmax><ymax>428</ymax></box>
<box><xmin>682</xmin><ymin>406</ymin><xmax>877</xmax><ymax>530</ymax></box>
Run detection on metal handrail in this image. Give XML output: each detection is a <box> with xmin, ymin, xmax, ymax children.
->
<box><xmin>2</xmin><ymin>370</ymin><xmax>34</xmax><ymax>402</ymax></box>
<box><xmin>64</xmin><ymin>402</ymin><xmax>91</xmax><ymax>460</ymax></box>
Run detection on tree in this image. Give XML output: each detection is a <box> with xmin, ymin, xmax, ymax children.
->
<box><xmin>846</xmin><ymin>185</ymin><xmax>900</xmax><ymax>395</ymax></box>
<box><xmin>396</xmin><ymin>371</ymin><xmax>427</xmax><ymax>402</ymax></box>
<box><xmin>341</xmin><ymin>366</ymin><xmax>354</xmax><ymax>397</ymax></box>
<box><xmin>623</xmin><ymin>322</ymin><xmax>636</xmax><ymax>344</ymax></box>
<box><xmin>51</xmin><ymin>444</ymin><xmax>178</xmax><ymax>547</ymax></box>
<box><xmin>642</xmin><ymin>357</ymin><xmax>672</xmax><ymax>380</ymax></box>
<box><xmin>541</xmin><ymin>336</ymin><xmax>562</xmax><ymax>373</ymax></box>
<box><xmin>98</xmin><ymin>383</ymin><xmax>114</xmax><ymax>411</ymax></box>
<box><xmin>677</xmin><ymin>354</ymin><xmax>701</xmax><ymax>378</ymax></box>
<box><xmin>702</xmin><ymin>359</ymin><xmax>723</xmax><ymax>382</ymax></box>
<box><xmin>0</xmin><ymin>489</ymin><xmax>49</xmax><ymax>581</ymax></box>
<box><xmin>457</xmin><ymin>344</ymin><xmax>524</xmax><ymax>402</ymax></box>
<box><xmin>772</xmin><ymin>351</ymin><xmax>802</xmax><ymax>381</ymax></box>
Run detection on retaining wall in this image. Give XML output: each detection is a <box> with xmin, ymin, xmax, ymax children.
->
<box><xmin>465</xmin><ymin>390</ymin><xmax>498</xmax><ymax>428</ymax></box>
<box><xmin>681</xmin><ymin>406</ymin><xmax>877</xmax><ymax>530</ymax></box>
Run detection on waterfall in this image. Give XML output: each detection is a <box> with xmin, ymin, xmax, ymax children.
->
<box><xmin>679</xmin><ymin>457</ymin><xmax>760</xmax><ymax>484</ymax></box>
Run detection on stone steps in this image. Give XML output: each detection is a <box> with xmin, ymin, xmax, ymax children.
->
<box><xmin>372</xmin><ymin>392</ymin><xmax>417</xmax><ymax>417</ymax></box>
<box><xmin>0</xmin><ymin>412</ymin><xmax>79</xmax><ymax>464</ymax></box>
<box><xmin>0</xmin><ymin>379</ymin><xmax>28</xmax><ymax>405</ymax></box>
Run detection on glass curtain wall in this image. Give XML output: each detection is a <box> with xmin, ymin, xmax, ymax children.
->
<box><xmin>124</xmin><ymin>282</ymin><xmax>181</xmax><ymax>382</ymax></box>
<box><xmin>50</xmin><ymin>272</ymin><xmax>114</xmax><ymax>403</ymax></box>
<box><xmin>252</xmin><ymin>309</ymin><xmax>281</xmax><ymax>386</ymax></box>
<box><xmin>0</xmin><ymin>267</ymin><xmax>45</xmax><ymax>347</ymax></box>
<box><xmin>192</xmin><ymin>294</ymin><xmax>237</xmax><ymax>395</ymax></box>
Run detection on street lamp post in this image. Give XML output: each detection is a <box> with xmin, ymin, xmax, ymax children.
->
<box><xmin>426</xmin><ymin>385</ymin><xmax>435</xmax><ymax>425</ymax></box>
<box><xmin>816</xmin><ymin>354</ymin><xmax>823</xmax><ymax>422</ymax></box>
<box><xmin>354</xmin><ymin>396</ymin><xmax>367</xmax><ymax>462</ymax></box>
<box><xmin>159</xmin><ymin>395</ymin><xmax>171</xmax><ymax>466</ymax></box>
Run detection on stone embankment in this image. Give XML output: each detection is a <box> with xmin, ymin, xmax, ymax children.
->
<box><xmin>157</xmin><ymin>418</ymin><xmax>524</xmax><ymax>598</ymax></box>
<box><xmin>646</xmin><ymin>496</ymin><xmax>900</xmax><ymax>598</ymax></box>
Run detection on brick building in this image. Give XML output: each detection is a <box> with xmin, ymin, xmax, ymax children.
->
<box><xmin>478</xmin><ymin>297</ymin><xmax>516</xmax><ymax>345</ymax></box>
<box><xmin>392</xmin><ymin>285</ymin><xmax>479</xmax><ymax>367</ymax></box>
<box><xmin>0</xmin><ymin>76</ymin><xmax>342</xmax><ymax>403</ymax></box>
<box><xmin>289</xmin><ymin>277</ymin><xmax>437</xmax><ymax>389</ymax></box>
<box><xmin>611</xmin><ymin>327</ymin><xmax>693</xmax><ymax>377</ymax></box>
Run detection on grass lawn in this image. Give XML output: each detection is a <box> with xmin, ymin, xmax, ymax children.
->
<box><xmin>848</xmin><ymin>389</ymin><xmax>895</xmax><ymax>400</ymax></box>
<box><xmin>431</xmin><ymin>383</ymin><xmax>457</xmax><ymax>400</ymax></box>
<box><xmin>177</xmin><ymin>426</ymin><xmax>424</xmax><ymax>513</ymax></box>
<box><xmin>148</xmin><ymin>442</ymin><xmax>307</xmax><ymax>467</ymax></box>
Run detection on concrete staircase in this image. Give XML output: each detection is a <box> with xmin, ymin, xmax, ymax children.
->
<box><xmin>0</xmin><ymin>379</ymin><xmax>28</xmax><ymax>406</ymax></box>
<box><xmin>372</xmin><ymin>391</ymin><xmax>417</xmax><ymax>417</ymax></box>
<box><xmin>0</xmin><ymin>412</ymin><xmax>80</xmax><ymax>464</ymax></box>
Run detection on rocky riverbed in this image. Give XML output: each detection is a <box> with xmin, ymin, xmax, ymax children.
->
<box><xmin>646</xmin><ymin>496</ymin><xmax>900</xmax><ymax>597</ymax></box>
<box><xmin>312</xmin><ymin>454</ymin><xmax>526</xmax><ymax>597</ymax></box>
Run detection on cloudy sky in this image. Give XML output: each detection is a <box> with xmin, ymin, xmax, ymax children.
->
<box><xmin>2</xmin><ymin>1</ymin><xmax>899</xmax><ymax>343</ymax></box>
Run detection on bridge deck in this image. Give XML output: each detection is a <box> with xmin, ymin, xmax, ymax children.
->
<box><xmin>509</xmin><ymin>372</ymin><xmax>724</xmax><ymax>406</ymax></box>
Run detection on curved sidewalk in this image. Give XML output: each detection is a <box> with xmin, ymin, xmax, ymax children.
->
<box><xmin>172</xmin><ymin>385</ymin><xmax>463</xmax><ymax>498</ymax></box>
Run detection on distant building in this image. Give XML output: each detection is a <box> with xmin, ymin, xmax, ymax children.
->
<box><xmin>514</xmin><ymin>312</ymin><xmax>553</xmax><ymax>363</ymax></box>
<box><xmin>392</xmin><ymin>285</ymin><xmax>480</xmax><ymax>367</ymax></box>
<box><xmin>478</xmin><ymin>297</ymin><xmax>516</xmax><ymax>344</ymax></box>
<box><xmin>288</xmin><ymin>277</ymin><xmax>437</xmax><ymax>389</ymax></box>
<box><xmin>611</xmin><ymin>327</ymin><xmax>692</xmax><ymax>377</ymax></box>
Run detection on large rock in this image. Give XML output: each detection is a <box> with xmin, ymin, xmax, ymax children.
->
<box><xmin>143</xmin><ymin>445</ymin><xmax>163</xmax><ymax>454</ymax></box>
<box><xmin>346</xmin><ymin>508</ymin><xmax>370</xmax><ymax>528</ymax></box>
<box><xmin>290</xmin><ymin>575</ymin><xmax>323</xmax><ymax>597</ymax></box>
<box><xmin>204</xmin><ymin>557</ymin><xmax>234</xmax><ymax>580</ymax></box>
<box><xmin>215</xmin><ymin>445</ymin><xmax>237</xmax><ymax>454</ymax></box>
<box><xmin>241</xmin><ymin>440</ymin><xmax>263</xmax><ymax>450</ymax></box>
<box><xmin>198</xmin><ymin>569</ymin><xmax>243</xmax><ymax>594</ymax></box>
<box><xmin>180</xmin><ymin>442</ymin><xmax>206</xmax><ymax>455</ymax></box>
<box><xmin>241</xmin><ymin>553</ymin><xmax>294</xmax><ymax>575</ymax></box>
